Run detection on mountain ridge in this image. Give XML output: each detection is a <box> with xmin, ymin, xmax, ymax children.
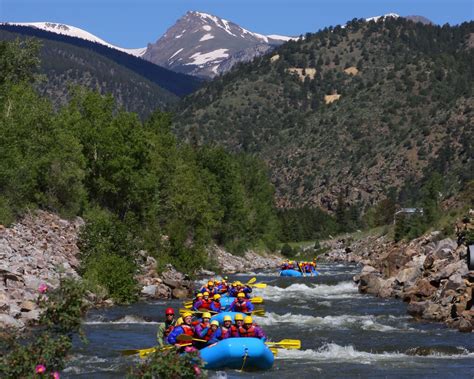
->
<box><xmin>174</xmin><ymin>17</ymin><xmax>473</xmax><ymax>211</ymax></box>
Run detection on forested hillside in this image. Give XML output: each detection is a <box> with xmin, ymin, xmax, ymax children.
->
<box><xmin>0</xmin><ymin>26</ymin><xmax>201</xmax><ymax>116</ymax></box>
<box><xmin>0</xmin><ymin>39</ymin><xmax>279</xmax><ymax>301</ymax></box>
<box><xmin>175</xmin><ymin>18</ymin><xmax>473</xmax><ymax>213</ymax></box>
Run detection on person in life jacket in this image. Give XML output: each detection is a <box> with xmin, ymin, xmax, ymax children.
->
<box><xmin>220</xmin><ymin>315</ymin><xmax>236</xmax><ymax>339</ymax></box>
<box><xmin>228</xmin><ymin>282</ymin><xmax>240</xmax><ymax>297</ymax></box>
<box><xmin>231</xmin><ymin>313</ymin><xmax>245</xmax><ymax>337</ymax></box>
<box><xmin>200</xmin><ymin>280</ymin><xmax>217</xmax><ymax>295</ymax></box>
<box><xmin>228</xmin><ymin>292</ymin><xmax>254</xmax><ymax>313</ymax></box>
<box><xmin>193</xmin><ymin>312</ymin><xmax>211</xmax><ymax>338</ymax></box>
<box><xmin>239</xmin><ymin>316</ymin><xmax>266</xmax><ymax>341</ymax></box>
<box><xmin>198</xmin><ymin>292</ymin><xmax>212</xmax><ymax>310</ymax></box>
<box><xmin>202</xmin><ymin>320</ymin><xmax>222</xmax><ymax>345</ymax></box>
<box><xmin>236</xmin><ymin>282</ymin><xmax>252</xmax><ymax>298</ymax></box>
<box><xmin>216</xmin><ymin>279</ymin><xmax>228</xmax><ymax>294</ymax></box>
<box><xmin>209</xmin><ymin>294</ymin><xmax>222</xmax><ymax>313</ymax></box>
<box><xmin>156</xmin><ymin>307</ymin><xmax>176</xmax><ymax>347</ymax></box>
<box><xmin>167</xmin><ymin>312</ymin><xmax>195</xmax><ymax>346</ymax></box>
<box><xmin>192</xmin><ymin>293</ymin><xmax>204</xmax><ymax>311</ymax></box>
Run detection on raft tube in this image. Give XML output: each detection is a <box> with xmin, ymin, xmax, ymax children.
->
<box><xmin>279</xmin><ymin>269</ymin><xmax>302</xmax><ymax>277</ymax></box>
<box><xmin>219</xmin><ymin>296</ymin><xmax>235</xmax><ymax>309</ymax></box>
<box><xmin>200</xmin><ymin>337</ymin><xmax>274</xmax><ymax>370</ymax></box>
<box><xmin>210</xmin><ymin>311</ymin><xmax>246</xmax><ymax>324</ymax></box>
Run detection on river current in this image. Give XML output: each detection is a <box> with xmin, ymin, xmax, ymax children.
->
<box><xmin>64</xmin><ymin>263</ymin><xmax>474</xmax><ymax>378</ymax></box>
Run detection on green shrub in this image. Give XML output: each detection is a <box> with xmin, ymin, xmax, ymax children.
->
<box><xmin>83</xmin><ymin>253</ymin><xmax>138</xmax><ymax>304</ymax></box>
<box><xmin>128</xmin><ymin>349</ymin><xmax>206</xmax><ymax>379</ymax></box>
<box><xmin>281</xmin><ymin>243</ymin><xmax>295</xmax><ymax>258</ymax></box>
<box><xmin>0</xmin><ymin>278</ymin><xmax>87</xmax><ymax>378</ymax></box>
<box><xmin>0</xmin><ymin>196</ymin><xmax>14</xmax><ymax>226</ymax></box>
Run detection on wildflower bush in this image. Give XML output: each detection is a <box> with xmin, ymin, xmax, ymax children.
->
<box><xmin>0</xmin><ymin>278</ymin><xmax>87</xmax><ymax>378</ymax></box>
<box><xmin>128</xmin><ymin>349</ymin><xmax>206</xmax><ymax>379</ymax></box>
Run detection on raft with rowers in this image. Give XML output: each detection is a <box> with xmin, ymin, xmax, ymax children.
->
<box><xmin>280</xmin><ymin>259</ymin><xmax>320</xmax><ymax>277</ymax></box>
<box><xmin>123</xmin><ymin>277</ymin><xmax>300</xmax><ymax>371</ymax></box>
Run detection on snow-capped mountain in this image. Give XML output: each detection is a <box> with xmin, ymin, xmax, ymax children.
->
<box><xmin>142</xmin><ymin>11</ymin><xmax>295</xmax><ymax>78</ymax></box>
<box><xmin>1</xmin><ymin>22</ymin><xmax>146</xmax><ymax>57</ymax></box>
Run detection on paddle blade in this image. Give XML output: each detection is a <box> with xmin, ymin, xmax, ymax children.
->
<box><xmin>246</xmin><ymin>277</ymin><xmax>257</xmax><ymax>285</ymax></box>
<box><xmin>266</xmin><ymin>339</ymin><xmax>301</xmax><ymax>350</ymax></box>
<box><xmin>252</xmin><ymin>309</ymin><xmax>265</xmax><ymax>317</ymax></box>
<box><xmin>177</xmin><ymin>334</ymin><xmax>193</xmax><ymax>342</ymax></box>
<box><xmin>251</xmin><ymin>283</ymin><xmax>267</xmax><ymax>289</ymax></box>
<box><xmin>121</xmin><ymin>346</ymin><xmax>156</xmax><ymax>356</ymax></box>
<box><xmin>250</xmin><ymin>297</ymin><xmax>263</xmax><ymax>304</ymax></box>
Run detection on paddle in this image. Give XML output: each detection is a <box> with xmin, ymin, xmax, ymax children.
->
<box><xmin>266</xmin><ymin>339</ymin><xmax>301</xmax><ymax>350</ymax></box>
<box><xmin>246</xmin><ymin>277</ymin><xmax>257</xmax><ymax>285</ymax></box>
<box><xmin>121</xmin><ymin>343</ymin><xmax>183</xmax><ymax>357</ymax></box>
<box><xmin>176</xmin><ymin>334</ymin><xmax>207</xmax><ymax>343</ymax></box>
<box><xmin>249</xmin><ymin>283</ymin><xmax>267</xmax><ymax>289</ymax></box>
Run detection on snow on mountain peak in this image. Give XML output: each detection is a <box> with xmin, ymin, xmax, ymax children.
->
<box><xmin>1</xmin><ymin>21</ymin><xmax>146</xmax><ymax>57</ymax></box>
<box><xmin>365</xmin><ymin>13</ymin><xmax>400</xmax><ymax>23</ymax></box>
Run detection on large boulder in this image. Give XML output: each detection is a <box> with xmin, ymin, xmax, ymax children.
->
<box><xmin>141</xmin><ymin>285</ymin><xmax>158</xmax><ymax>297</ymax></box>
<box><xmin>0</xmin><ymin>314</ymin><xmax>24</xmax><ymax>329</ymax></box>
<box><xmin>431</xmin><ymin>239</ymin><xmax>457</xmax><ymax>261</ymax></box>
<box><xmin>430</xmin><ymin>260</ymin><xmax>469</xmax><ymax>283</ymax></box>
<box><xmin>458</xmin><ymin>318</ymin><xmax>473</xmax><ymax>333</ymax></box>
<box><xmin>172</xmin><ymin>287</ymin><xmax>189</xmax><ymax>300</ymax></box>
<box><xmin>396</xmin><ymin>266</ymin><xmax>422</xmax><ymax>287</ymax></box>
<box><xmin>359</xmin><ymin>272</ymin><xmax>382</xmax><ymax>295</ymax></box>
<box><xmin>407</xmin><ymin>301</ymin><xmax>428</xmax><ymax>318</ymax></box>
<box><xmin>403</xmin><ymin>278</ymin><xmax>437</xmax><ymax>302</ymax></box>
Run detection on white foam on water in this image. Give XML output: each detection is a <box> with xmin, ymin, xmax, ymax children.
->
<box><xmin>276</xmin><ymin>343</ymin><xmax>474</xmax><ymax>363</ymax></box>
<box><xmin>254</xmin><ymin>312</ymin><xmax>398</xmax><ymax>332</ymax></box>
<box><xmin>254</xmin><ymin>281</ymin><xmax>359</xmax><ymax>301</ymax></box>
<box><xmin>85</xmin><ymin>315</ymin><xmax>158</xmax><ymax>325</ymax></box>
<box><xmin>234</xmin><ymin>272</ymin><xmax>257</xmax><ymax>276</ymax></box>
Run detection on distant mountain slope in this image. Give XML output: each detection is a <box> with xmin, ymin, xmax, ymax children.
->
<box><xmin>0</xmin><ymin>24</ymin><xmax>201</xmax><ymax>98</ymax></box>
<box><xmin>0</xmin><ymin>28</ymin><xmax>182</xmax><ymax>116</ymax></box>
<box><xmin>175</xmin><ymin>18</ymin><xmax>473</xmax><ymax>210</ymax></box>
<box><xmin>2</xmin><ymin>21</ymin><xmax>146</xmax><ymax>57</ymax></box>
<box><xmin>142</xmin><ymin>11</ymin><xmax>294</xmax><ymax>78</ymax></box>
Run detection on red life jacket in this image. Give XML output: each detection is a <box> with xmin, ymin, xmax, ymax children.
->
<box><xmin>238</xmin><ymin>325</ymin><xmax>256</xmax><ymax>337</ymax></box>
<box><xmin>176</xmin><ymin>324</ymin><xmax>195</xmax><ymax>345</ymax></box>
<box><xmin>204</xmin><ymin>327</ymin><xmax>217</xmax><ymax>341</ymax></box>
<box><xmin>233</xmin><ymin>300</ymin><xmax>250</xmax><ymax>313</ymax></box>
<box><xmin>199</xmin><ymin>299</ymin><xmax>212</xmax><ymax>310</ymax></box>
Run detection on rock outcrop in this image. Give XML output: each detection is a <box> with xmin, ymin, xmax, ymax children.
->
<box><xmin>321</xmin><ymin>214</ymin><xmax>474</xmax><ymax>333</ymax></box>
<box><xmin>0</xmin><ymin>211</ymin><xmax>83</xmax><ymax>329</ymax></box>
<box><xmin>208</xmin><ymin>245</ymin><xmax>281</xmax><ymax>274</ymax></box>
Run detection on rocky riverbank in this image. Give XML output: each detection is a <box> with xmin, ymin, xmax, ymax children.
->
<box><xmin>0</xmin><ymin>211</ymin><xmax>280</xmax><ymax>329</ymax></box>
<box><xmin>320</xmin><ymin>214</ymin><xmax>474</xmax><ymax>332</ymax></box>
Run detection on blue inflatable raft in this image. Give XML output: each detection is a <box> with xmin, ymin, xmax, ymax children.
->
<box><xmin>279</xmin><ymin>269</ymin><xmax>320</xmax><ymax>277</ymax></box>
<box><xmin>219</xmin><ymin>296</ymin><xmax>235</xmax><ymax>309</ymax></box>
<box><xmin>279</xmin><ymin>269</ymin><xmax>302</xmax><ymax>277</ymax></box>
<box><xmin>200</xmin><ymin>337</ymin><xmax>274</xmax><ymax>370</ymax></box>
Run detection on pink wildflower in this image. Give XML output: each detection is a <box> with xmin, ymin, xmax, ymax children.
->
<box><xmin>38</xmin><ymin>283</ymin><xmax>48</xmax><ymax>294</ymax></box>
<box><xmin>51</xmin><ymin>372</ymin><xmax>60</xmax><ymax>379</ymax></box>
<box><xmin>35</xmin><ymin>364</ymin><xmax>46</xmax><ymax>374</ymax></box>
<box><xmin>193</xmin><ymin>365</ymin><xmax>202</xmax><ymax>377</ymax></box>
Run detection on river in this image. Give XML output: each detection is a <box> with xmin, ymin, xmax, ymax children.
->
<box><xmin>64</xmin><ymin>263</ymin><xmax>474</xmax><ymax>378</ymax></box>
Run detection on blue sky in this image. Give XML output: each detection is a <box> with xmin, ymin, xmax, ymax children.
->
<box><xmin>1</xmin><ymin>0</ymin><xmax>473</xmax><ymax>48</ymax></box>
